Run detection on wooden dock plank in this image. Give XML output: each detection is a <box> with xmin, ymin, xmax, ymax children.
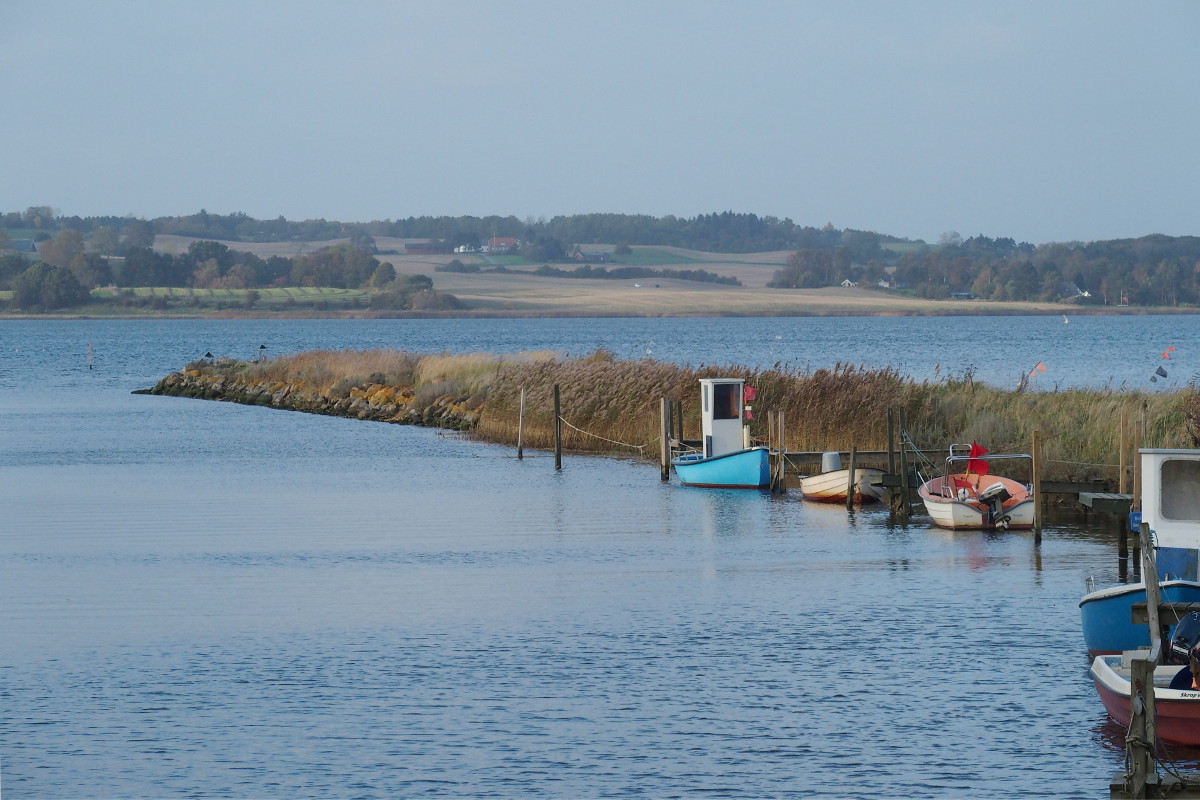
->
<box><xmin>1079</xmin><ymin>492</ymin><xmax>1133</xmax><ymax>514</ymax></box>
<box><xmin>1130</xmin><ymin>601</ymin><xmax>1200</xmax><ymax>624</ymax></box>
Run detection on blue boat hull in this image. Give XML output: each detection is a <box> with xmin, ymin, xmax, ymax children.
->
<box><xmin>1079</xmin><ymin>579</ymin><xmax>1200</xmax><ymax>656</ymax></box>
<box><xmin>672</xmin><ymin>447</ymin><xmax>771</xmax><ymax>489</ymax></box>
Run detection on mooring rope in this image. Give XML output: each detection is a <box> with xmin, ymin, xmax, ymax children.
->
<box><xmin>1047</xmin><ymin>458</ymin><xmax>1122</xmax><ymax>469</ymax></box>
<box><xmin>557</xmin><ymin>414</ymin><xmax>648</xmax><ymax>451</ymax></box>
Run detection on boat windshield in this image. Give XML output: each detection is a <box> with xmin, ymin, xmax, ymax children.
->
<box><xmin>712</xmin><ymin>383</ymin><xmax>740</xmax><ymax>420</ymax></box>
<box><xmin>1162</xmin><ymin>459</ymin><xmax>1200</xmax><ymax>521</ymax></box>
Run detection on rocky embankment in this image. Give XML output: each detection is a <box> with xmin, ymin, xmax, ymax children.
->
<box><xmin>137</xmin><ymin>362</ymin><xmax>480</xmax><ymax>429</ymax></box>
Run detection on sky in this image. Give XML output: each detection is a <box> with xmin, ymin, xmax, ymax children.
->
<box><xmin>3</xmin><ymin>1</ymin><xmax>1198</xmax><ymax>245</ymax></box>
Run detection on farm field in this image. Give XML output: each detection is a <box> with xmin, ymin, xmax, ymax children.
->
<box><xmin>1</xmin><ymin>236</ymin><xmax>1084</xmax><ymax>318</ymax></box>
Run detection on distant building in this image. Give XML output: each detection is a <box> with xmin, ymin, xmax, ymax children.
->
<box><xmin>575</xmin><ymin>251</ymin><xmax>610</xmax><ymax>262</ymax></box>
<box><xmin>405</xmin><ymin>240</ymin><xmax>453</xmax><ymax>255</ymax></box>
<box><xmin>2</xmin><ymin>239</ymin><xmax>37</xmax><ymax>253</ymax></box>
<box><xmin>485</xmin><ymin>237</ymin><xmax>520</xmax><ymax>254</ymax></box>
<box><xmin>840</xmin><ymin>279</ymin><xmax>858</xmax><ymax>288</ymax></box>
<box><xmin>950</xmin><ymin>291</ymin><xmax>976</xmax><ymax>300</ymax></box>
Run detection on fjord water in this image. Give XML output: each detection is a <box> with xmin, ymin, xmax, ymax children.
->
<box><xmin>0</xmin><ymin>316</ymin><xmax>1189</xmax><ymax>798</ymax></box>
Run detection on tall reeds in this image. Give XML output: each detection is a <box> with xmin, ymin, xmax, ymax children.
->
<box><xmin>194</xmin><ymin>348</ymin><xmax>1200</xmax><ymax>483</ymax></box>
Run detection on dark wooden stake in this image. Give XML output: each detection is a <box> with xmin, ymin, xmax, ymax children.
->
<box><xmin>777</xmin><ymin>410</ymin><xmax>787</xmax><ymax>494</ymax></box>
<box><xmin>660</xmin><ymin>397</ymin><xmax>671</xmax><ymax>482</ymax></box>
<box><xmin>517</xmin><ymin>387</ymin><xmax>526</xmax><ymax>460</ymax></box>
<box><xmin>1032</xmin><ymin>429</ymin><xmax>1042</xmax><ymax>543</ymax></box>
<box><xmin>1119</xmin><ymin>407</ymin><xmax>1129</xmax><ymax>495</ymax></box>
<box><xmin>897</xmin><ymin>409</ymin><xmax>910</xmax><ymax>517</ymax></box>
<box><xmin>845</xmin><ymin>446</ymin><xmax>858</xmax><ymax>511</ymax></box>
<box><xmin>553</xmin><ymin>383</ymin><xmax>562</xmax><ymax>470</ymax></box>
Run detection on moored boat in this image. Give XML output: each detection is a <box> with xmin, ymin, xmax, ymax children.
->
<box><xmin>1090</xmin><ymin>653</ymin><xmax>1200</xmax><ymax>746</ymax></box>
<box><xmin>671</xmin><ymin>377</ymin><xmax>771</xmax><ymax>489</ymax></box>
<box><xmin>1079</xmin><ymin>449</ymin><xmax>1200</xmax><ymax>655</ymax></box>
<box><xmin>1080</xmin><ymin>579</ymin><xmax>1200</xmax><ymax>657</ymax></box>
<box><xmin>918</xmin><ymin>444</ymin><xmax>1033</xmax><ymax>530</ymax></box>
<box><xmin>799</xmin><ymin>451</ymin><xmax>885</xmax><ymax>503</ymax></box>
<box><xmin>673</xmin><ymin>447</ymin><xmax>771</xmax><ymax>489</ymax></box>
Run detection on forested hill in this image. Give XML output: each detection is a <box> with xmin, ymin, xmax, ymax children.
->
<box><xmin>2</xmin><ymin>208</ymin><xmax>909</xmax><ymax>254</ymax></box>
<box><xmin>5</xmin><ymin>207</ymin><xmax>1200</xmax><ymax>306</ymax></box>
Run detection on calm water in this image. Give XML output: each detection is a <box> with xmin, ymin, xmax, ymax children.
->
<box><xmin>0</xmin><ymin>316</ymin><xmax>1192</xmax><ymax>798</ymax></box>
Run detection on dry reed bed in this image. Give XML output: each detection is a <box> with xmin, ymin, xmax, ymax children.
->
<box><xmin>190</xmin><ymin>349</ymin><xmax>1200</xmax><ymax>483</ymax></box>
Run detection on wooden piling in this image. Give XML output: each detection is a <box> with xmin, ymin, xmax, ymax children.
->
<box><xmin>886</xmin><ymin>409</ymin><xmax>898</xmax><ymax>510</ymax></box>
<box><xmin>660</xmin><ymin>397</ymin><xmax>671</xmax><ymax>482</ymax></box>
<box><xmin>1032</xmin><ymin>429</ymin><xmax>1042</xmax><ymax>542</ymax></box>
<box><xmin>553</xmin><ymin>384</ymin><xmax>562</xmax><ymax>470</ymax></box>
<box><xmin>1133</xmin><ymin>412</ymin><xmax>1145</xmax><ymax>512</ymax></box>
<box><xmin>1119</xmin><ymin>408</ymin><xmax>1129</xmax><ymax>495</ymax></box>
<box><xmin>776</xmin><ymin>410</ymin><xmax>787</xmax><ymax>494</ymax></box>
<box><xmin>517</xmin><ymin>387</ymin><xmax>526</xmax><ymax>460</ymax></box>
<box><xmin>87</xmin><ymin>341</ymin><xmax>93</xmax><ymax>371</ymax></box>
<box><xmin>1124</xmin><ymin>521</ymin><xmax>1163</xmax><ymax>798</ymax></box>
<box><xmin>897</xmin><ymin>409</ymin><xmax>911</xmax><ymax>517</ymax></box>
<box><xmin>845</xmin><ymin>446</ymin><xmax>858</xmax><ymax>511</ymax></box>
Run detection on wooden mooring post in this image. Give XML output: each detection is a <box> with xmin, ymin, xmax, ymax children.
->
<box><xmin>517</xmin><ymin>387</ymin><xmax>526</xmax><ymax>460</ymax></box>
<box><xmin>1119</xmin><ymin>408</ymin><xmax>1129</xmax><ymax>495</ymax></box>
<box><xmin>773</xmin><ymin>410</ymin><xmax>787</xmax><ymax>494</ymax></box>
<box><xmin>895</xmin><ymin>409</ymin><xmax>911</xmax><ymax>517</ymax></box>
<box><xmin>845</xmin><ymin>446</ymin><xmax>858</xmax><ymax>511</ymax></box>
<box><xmin>553</xmin><ymin>384</ymin><xmax>562</xmax><ymax>470</ymax></box>
<box><xmin>659</xmin><ymin>397</ymin><xmax>671</xmax><ymax>482</ymax></box>
<box><xmin>1112</xmin><ymin>522</ymin><xmax>1164</xmax><ymax>799</ymax></box>
<box><xmin>1032</xmin><ymin>429</ymin><xmax>1042</xmax><ymax>544</ymax></box>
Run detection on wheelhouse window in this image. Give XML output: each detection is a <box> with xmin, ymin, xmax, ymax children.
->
<box><xmin>1161</xmin><ymin>459</ymin><xmax>1200</xmax><ymax>521</ymax></box>
<box><xmin>712</xmin><ymin>383</ymin><xmax>740</xmax><ymax>420</ymax></box>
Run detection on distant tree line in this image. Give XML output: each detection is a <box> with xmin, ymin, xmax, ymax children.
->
<box><xmin>1</xmin><ymin>206</ymin><xmax>904</xmax><ymax>255</ymax></box>
<box><xmin>7</xmin><ymin>206</ymin><xmax>1200</xmax><ymax>306</ymax></box>
<box><xmin>0</xmin><ymin>236</ymin><xmax>457</xmax><ymax>311</ymax></box>
<box><xmin>770</xmin><ymin>233</ymin><xmax>1200</xmax><ymax>306</ymax></box>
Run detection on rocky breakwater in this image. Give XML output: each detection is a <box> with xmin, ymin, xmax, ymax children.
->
<box><xmin>137</xmin><ymin>360</ymin><xmax>481</xmax><ymax>430</ymax></box>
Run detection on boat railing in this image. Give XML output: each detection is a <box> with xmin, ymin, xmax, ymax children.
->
<box><xmin>942</xmin><ymin>452</ymin><xmax>1035</xmax><ymax>495</ymax></box>
<box><xmin>943</xmin><ymin>452</ymin><xmax>1033</xmax><ymax>471</ymax></box>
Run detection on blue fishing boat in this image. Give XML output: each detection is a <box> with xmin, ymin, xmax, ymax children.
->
<box><xmin>671</xmin><ymin>378</ymin><xmax>771</xmax><ymax>489</ymax></box>
<box><xmin>1080</xmin><ymin>449</ymin><xmax>1200</xmax><ymax>656</ymax></box>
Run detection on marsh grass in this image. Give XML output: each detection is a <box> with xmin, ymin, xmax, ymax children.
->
<box><xmin>242</xmin><ymin>349</ymin><xmax>422</xmax><ymax>393</ymax></box>
<box><xmin>483</xmin><ymin>358</ymin><xmax>1200</xmax><ymax>481</ymax></box>
<box><xmin>210</xmin><ymin>349</ymin><xmax>1200</xmax><ymax>482</ymax></box>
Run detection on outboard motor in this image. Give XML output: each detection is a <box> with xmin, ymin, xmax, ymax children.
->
<box><xmin>1168</xmin><ymin>611</ymin><xmax>1200</xmax><ymax>664</ymax></box>
<box><xmin>979</xmin><ymin>481</ymin><xmax>1012</xmax><ymax>529</ymax></box>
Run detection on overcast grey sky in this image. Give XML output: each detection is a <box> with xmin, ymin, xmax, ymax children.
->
<box><xmin>3</xmin><ymin>1</ymin><xmax>1197</xmax><ymax>244</ymax></box>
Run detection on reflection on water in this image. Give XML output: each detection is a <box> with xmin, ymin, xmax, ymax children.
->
<box><xmin>0</xmin><ymin>318</ymin><xmax>1178</xmax><ymax>798</ymax></box>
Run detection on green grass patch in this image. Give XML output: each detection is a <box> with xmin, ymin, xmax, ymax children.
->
<box><xmin>618</xmin><ymin>247</ymin><xmax>705</xmax><ymax>266</ymax></box>
<box><xmin>882</xmin><ymin>242</ymin><xmax>933</xmax><ymax>254</ymax></box>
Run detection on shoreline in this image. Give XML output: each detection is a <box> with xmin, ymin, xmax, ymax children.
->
<box><xmin>0</xmin><ymin>305</ymin><xmax>1190</xmax><ymax>321</ymax></box>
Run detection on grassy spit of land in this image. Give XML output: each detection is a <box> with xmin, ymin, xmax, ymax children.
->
<box><xmin>142</xmin><ymin>349</ymin><xmax>1200</xmax><ymax>487</ymax></box>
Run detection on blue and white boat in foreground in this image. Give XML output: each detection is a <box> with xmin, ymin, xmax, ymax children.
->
<box><xmin>671</xmin><ymin>378</ymin><xmax>771</xmax><ymax>489</ymax></box>
<box><xmin>1080</xmin><ymin>448</ymin><xmax>1200</xmax><ymax>656</ymax></box>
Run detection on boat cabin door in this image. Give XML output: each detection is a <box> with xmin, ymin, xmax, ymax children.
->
<box><xmin>1140</xmin><ymin>448</ymin><xmax>1200</xmax><ymax>581</ymax></box>
<box><xmin>699</xmin><ymin>378</ymin><xmax>748</xmax><ymax>458</ymax></box>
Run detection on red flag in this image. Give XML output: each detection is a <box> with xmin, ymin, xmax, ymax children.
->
<box><xmin>1163</xmin><ymin>352</ymin><xmax>1171</xmax><ymax>359</ymax></box>
<box><xmin>967</xmin><ymin>442</ymin><xmax>990</xmax><ymax>476</ymax></box>
<box><xmin>743</xmin><ymin>386</ymin><xmax>758</xmax><ymax>403</ymax></box>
